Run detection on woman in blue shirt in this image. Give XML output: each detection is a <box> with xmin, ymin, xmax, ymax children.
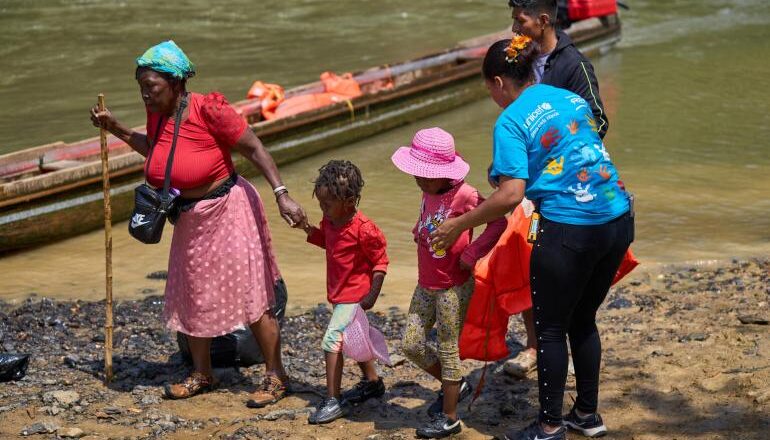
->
<box><xmin>431</xmin><ymin>35</ymin><xmax>634</xmax><ymax>440</ymax></box>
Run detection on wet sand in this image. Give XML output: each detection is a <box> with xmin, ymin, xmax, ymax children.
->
<box><xmin>1</xmin><ymin>258</ymin><xmax>768</xmax><ymax>439</ymax></box>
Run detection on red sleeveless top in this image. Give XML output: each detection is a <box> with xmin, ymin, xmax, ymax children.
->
<box><xmin>144</xmin><ymin>92</ymin><xmax>247</xmax><ymax>189</ymax></box>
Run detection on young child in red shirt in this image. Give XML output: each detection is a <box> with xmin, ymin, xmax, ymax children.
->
<box><xmin>302</xmin><ymin>160</ymin><xmax>389</xmax><ymax>425</ymax></box>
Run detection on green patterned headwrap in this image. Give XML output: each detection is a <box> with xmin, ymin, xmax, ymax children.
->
<box><xmin>136</xmin><ymin>40</ymin><xmax>195</xmax><ymax>79</ymax></box>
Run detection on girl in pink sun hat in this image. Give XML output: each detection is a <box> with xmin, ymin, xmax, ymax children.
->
<box><xmin>391</xmin><ymin>127</ymin><xmax>507</xmax><ymax>438</ymax></box>
<box><xmin>391</xmin><ymin>127</ymin><xmax>471</xmax><ymax>180</ymax></box>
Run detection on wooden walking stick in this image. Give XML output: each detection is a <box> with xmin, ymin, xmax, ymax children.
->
<box><xmin>97</xmin><ymin>94</ymin><xmax>114</xmax><ymax>384</ymax></box>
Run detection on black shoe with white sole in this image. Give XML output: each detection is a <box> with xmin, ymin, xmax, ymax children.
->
<box><xmin>416</xmin><ymin>413</ymin><xmax>462</xmax><ymax>439</ymax></box>
<box><xmin>563</xmin><ymin>407</ymin><xmax>607</xmax><ymax>437</ymax></box>
<box><xmin>427</xmin><ymin>377</ymin><xmax>473</xmax><ymax>416</ymax></box>
<box><xmin>503</xmin><ymin>421</ymin><xmax>567</xmax><ymax>440</ymax></box>
<box><xmin>307</xmin><ymin>397</ymin><xmax>349</xmax><ymax>424</ymax></box>
<box><xmin>341</xmin><ymin>377</ymin><xmax>385</xmax><ymax>404</ymax></box>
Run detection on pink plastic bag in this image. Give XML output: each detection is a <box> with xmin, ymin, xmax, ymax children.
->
<box><xmin>342</xmin><ymin>305</ymin><xmax>391</xmax><ymax>365</ymax></box>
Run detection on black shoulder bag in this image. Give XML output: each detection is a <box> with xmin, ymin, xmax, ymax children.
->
<box><xmin>128</xmin><ymin>95</ymin><xmax>188</xmax><ymax>244</ymax></box>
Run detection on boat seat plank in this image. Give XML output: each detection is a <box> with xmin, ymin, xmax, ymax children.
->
<box><xmin>0</xmin><ymin>141</ymin><xmax>67</xmax><ymax>178</ymax></box>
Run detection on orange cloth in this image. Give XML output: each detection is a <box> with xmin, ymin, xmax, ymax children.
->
<box><xmin>320</xmin><ymin>71</ymin><xmax>362</xmax><ymax>97</ymax></box>
<box><xmin>459</xmin><ymin>204</ymin><xmax>639</xmax><ymax>361</ymax></box>
<box><xmin>246</xmin><ymin>81</ymin><xmax>285</xmax><ymax>120</ymax></box>
<box><xmin>273</xmin><ymin>72</ymin><xmax>362</xmax><ymax>120</ymax></box>
<box><xmin>273</xmin><ymin>93</ymin><xmax>336</xmax><ymax>120</ymax></box>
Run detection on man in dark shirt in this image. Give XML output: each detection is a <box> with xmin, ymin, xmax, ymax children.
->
<box><xmin>509</xmin><ymin>0</ymin><xmax>609</xmax><ymax>139</ymax></box>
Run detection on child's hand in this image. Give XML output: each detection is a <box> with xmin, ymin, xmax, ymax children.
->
<box><xmin>359</xmin><ymin>292</ymin><xmax>378</xmax><ymax>311</ymax></box>
<box><xmin>360</xmin><ymin>271</ymin><xmax>386</xmax><ymax>310</ymax></box>
<box><xmin>299</xmin><ymin>219</ymin><xmax>317</xmax><ymax>235</ymax></box>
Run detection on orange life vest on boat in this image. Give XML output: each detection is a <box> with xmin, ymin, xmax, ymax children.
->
<box><xmin>273</xmin><ymin>93</ymin><xmax>337</xmax><ymax>119</ymax></box>
<box><xmin>458</xmin><ymin>203</ymin><xmax>639</xmax><ymax>362</ymax></box>
<box><xmin>246</xmin><ymin>72</ymin><xmax>363</xmax><ymax>121</ymax></box>
<box><xmin>246</xmin><ymin>81</ymin><xmax>285</xmax><ymax>120</ymax></box>
<box><xmin>320</xmin><ymin>71</ymin><xmax>362</xmax><ymax>97</ymax></box>
<box><xmin>272</xmin><ymin>72</ymin><xmax>362</xmax><ymax>120</ymax></box>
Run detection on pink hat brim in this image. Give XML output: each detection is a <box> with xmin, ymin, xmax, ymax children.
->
<box><xmin>368</xmin><ymin>326</ymin><xmax>391</xmax><ymax>366</ymax></box>
<box><xmin>391</xmin><ymin>147</ymin><xmax>470</xmax><ymax>180</ymax></box>
<box><xmin>342</xmin><ymin>306</ymin><xmax>391</xmax><ymax>365</ymax></box>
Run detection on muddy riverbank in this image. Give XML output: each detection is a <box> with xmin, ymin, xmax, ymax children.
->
<box><xmin>1</xmin><ymin>258</ymin><xmax>768</xmax><ymax>439</ymax></box>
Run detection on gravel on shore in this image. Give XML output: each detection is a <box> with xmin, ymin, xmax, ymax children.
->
<box><xmin>1</xmin><ymin>258</ymin><xmax>768</xmax><ymax>439</ymax></box>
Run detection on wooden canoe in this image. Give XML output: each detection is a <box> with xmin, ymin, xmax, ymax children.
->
<box><xmin>0</xmin><ymin>16</ymin><xmax>621</xmax><ymax>253</ymax></box>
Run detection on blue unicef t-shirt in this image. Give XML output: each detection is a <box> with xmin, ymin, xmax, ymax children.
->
<box><xmin>490</xmin><ymin>84</ymin><xmax>629</xmax><ymax>225</ymax></box>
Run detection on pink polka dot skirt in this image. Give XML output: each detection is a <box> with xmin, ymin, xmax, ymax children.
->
<box><xmin>163</xmin><ymin>177</ymin><xmax>281</xmax><ymax>337</ymax></box>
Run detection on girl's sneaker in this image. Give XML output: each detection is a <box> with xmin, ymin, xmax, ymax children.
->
<box><xmin>563</xmin><ymin>407</ymin><xmax>608</xmax><ymax>437</ymax></box>
<box><xmin>416</xmin><ymin>413</ymin><xmax>462</xmax><ymax>438</ymax></box>
<box><xmin>341</xmin><ymin>377</ymin><xmax>385</xmax><ymax>404</ymax></box>
<box><xmin>427</xmin><ymin>377</ymin><xmax>473</xmax><ymax>416</ymax></box>
<box><xmin>503</xmin><ymin>421</ymin><xmax>566</xmax><ymax>440</ymax></box>
<box><xmin>308</xmin><ymin>397</ymin><xmax>349</xmax><ymax>424</ymax></box>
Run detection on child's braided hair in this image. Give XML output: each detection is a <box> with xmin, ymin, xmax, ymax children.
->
<box><xmin>313</xmin><ymin>160</ymin><xmax>365</xmax><ymax>205</ymax></box>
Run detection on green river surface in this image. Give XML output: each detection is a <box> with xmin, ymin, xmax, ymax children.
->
<box><xmin>0</xmin><ymin>0</ymin><xmax>769</xmax><ymax>311</ymax></box>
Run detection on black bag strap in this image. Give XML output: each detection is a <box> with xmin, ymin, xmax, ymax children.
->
<box><xmin>157</xmin><ymin>94</ymin><xmax>188</xmax><ymax>211</ymax></box>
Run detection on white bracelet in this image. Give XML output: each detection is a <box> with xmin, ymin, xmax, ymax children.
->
<box><xmin>272</xmin><ymin>185</ymin><xmax>287</xmax><ymax>194</ymax></box>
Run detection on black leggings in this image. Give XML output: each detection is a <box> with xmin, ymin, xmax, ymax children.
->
<box><xmin>530</xmin><ymin>212</ymin><xmax>633</xmax><ymax>425</ymax></box>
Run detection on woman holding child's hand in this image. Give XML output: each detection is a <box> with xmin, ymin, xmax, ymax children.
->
<box><xmin>90</xmin><ymin>41</ymin><xmax>306</xmax><ymax>407</ymax></box>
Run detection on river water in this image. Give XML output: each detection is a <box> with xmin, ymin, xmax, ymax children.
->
<box><xmin>1</xmin><ymin>0</ymin><xmax>769</xmax><ymax>311</ymax></box>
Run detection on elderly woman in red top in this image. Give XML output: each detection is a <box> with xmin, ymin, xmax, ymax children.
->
<box><xmin>90</xmin><ymin>41</ymin><xmax>305</xmax><ymax>406</ymax></box>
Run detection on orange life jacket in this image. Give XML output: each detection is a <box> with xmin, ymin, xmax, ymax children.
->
<box><xmin>246</xmin><ymin>81</ymin><xmax>285</xmax><ymax>120</ymax></box>
<box><xmin>271</xmin><ymin>71</ymin><xmax>362</xmax><ymax>120</ymax></box>
<box><xmin>320</xmin><ymin>71</ymin><xmax>362</xmax><ymax>97</ymax></box>
<box><xmin>459</xmin><ymin>203</ymin><xmax>639</xmax><ymax>362</ymax></box>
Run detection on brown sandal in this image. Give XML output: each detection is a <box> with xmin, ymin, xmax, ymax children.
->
<box><xmin>164</xmin><ymin>371</ymin><xmax>218</xmax><ymax>399</ymax></box>
<box><xmin>245</xmin><ymin>374</ymin><xmax>289</xmax><ymax>408</ymax></box>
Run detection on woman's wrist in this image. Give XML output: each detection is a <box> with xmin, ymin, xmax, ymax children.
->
<box><xmin>274</xmin><ymin>187</ymin><xmax>289</xmax><ymax>200</ymax></box>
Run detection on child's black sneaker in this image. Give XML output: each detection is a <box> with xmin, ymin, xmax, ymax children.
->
<box><xmin>564</xmin><ymin>407</ymin><xmax>607</xmax><ymax>437</ymax></box>
<box><xmin>416</xmin><ymin>412</ymin><xmax>462</xmax><ymax>438</ymax></box>
<box><xmin>503</xmin><ymin>421</ymin><xmax>567</xmax><ymax>440</ymax></box>
<box><xmin>308</xmin><ymin>397</ymin><xmax>349</xmax><ymax>424</ymax></box>
<box><xmin>341</xmin><ymin>377</ymin><xmax>385</xmax><ymax>404</ymax></box>
<box><xmin>427</xmin><ymin>377</ymin><xmax>473</xmax><ymax>416</ymax></box>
